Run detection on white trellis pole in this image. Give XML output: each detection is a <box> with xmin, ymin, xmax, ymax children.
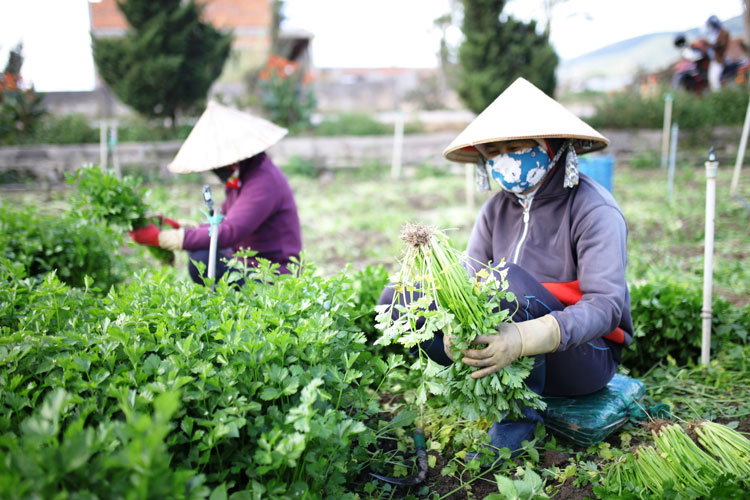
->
<box><xmin>667</xmin><ymin>123</ymin><xmax>679</xmax><ymax>201</ymax></box>
<box><xmin>99</xmin><ymin>120</ymin><xmax>108</xmax><ymax>171</ymax></box>
<box><xmin>465</xmin><ymin>164</ymin><xmax>474</xmax><ymax>210</ymax></box>
<box><xmin>390</xmin><ymin>112</ymin><xmax>404</xmax><ymax>180</ymax></box>
<box><xmin>661</xmin><ymin>93</ymin><xmax>674</xmax><ymax>168</ymax></box>
<box><xmin>730</xmin><ymin>96</ymin><xmax>750</xmax><ymax>195</ymax></box>
<box><xmin>701</xmin><ymin>148</ymin><xmax>718</xmax><ymax>365</ymax></box>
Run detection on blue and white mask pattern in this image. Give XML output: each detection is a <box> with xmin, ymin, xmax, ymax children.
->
<box><xmin>488</xmin><ymin>144</ymin><xmax>552</xmax><ymax>193</ymax></box>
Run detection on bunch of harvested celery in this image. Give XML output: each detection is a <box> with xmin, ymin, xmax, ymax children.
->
<box><xmin>375</xmin><ymin>223</ymin><xmax>544</xmax><ymax>423</ymax></box>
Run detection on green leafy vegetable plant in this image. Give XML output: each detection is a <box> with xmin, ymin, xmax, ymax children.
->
<box><xmin>625</xmin><ymin>279</ymin><xmax>750</xmax><ymax>375</ymax></box>
<box><xmin>375</xmin><ymin>223</ymin><xmax>543</xmax><ymax>425</ymax></box>
<box><xmin>68</xmin><ymin>166</ymin><xmax>174</xmax><ymax>264</ymax></box>
<box><xmin>0</xmin><ymin>203</ymin><xmax>123</xmax><ymax>290</ymax></box>
<box><xmin>0</xmin><ymin>258</ymin><xmax>398</xmax><ymax>498</ymax></box>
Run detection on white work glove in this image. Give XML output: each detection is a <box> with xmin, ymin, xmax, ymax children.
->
<box><xmin>177</xmin><ymin>219</ymin><xmax>200</xmax><ymax>229</ymax></box>
<box><xmin>157</xmin><ymin>228</ymin><xmax>185</xmax><ymax>251</ymax></box>
<box><xmin>445</xmin><ymin>314</ymin><xmax>561</xmax><ymax>379</ymax></box>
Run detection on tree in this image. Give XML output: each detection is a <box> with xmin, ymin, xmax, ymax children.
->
<box><xmin>92</xmin><ymin>0</ymin><xmax>232</xmax><ymax>125</ymax></box>
<box><xmin>0</xmin><ymin>43</ymin><xmax>45</xmax><ymax>144</ymax></box>
<box><xmin>457</xmin><ymin>0</ymin><xmax>558</xmax><ymax>113</ymax></box>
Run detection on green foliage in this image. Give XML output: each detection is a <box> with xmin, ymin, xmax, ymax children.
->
<box><xmin>0</xmin><ymin>258</ymin><xmax>393</xmax><ymax>498</ymax></box>
<box><xmin>486</xmin><ymin>467</ymin><xmax>549</xmax><ymax>499</ymax></box>
<box><xmin>68</xmin><ymin>167</ymin><xmax>174</xmax><ymax>264</ymax></box>
<box><xmin>28</xmin><ymin>114</ymin><xmax>98</xmax><ymax>144</ymax></box>
<box><xmin>91</xmin><ymin>0</ymin><xmax>232</xmax><ymax>122</ymax></box>
<box><xmin>0</xmin><ymin>205</ymin><xmax>123</xmax><ymax>290</ymax></box>
<box><xmin>313</xmin><ymin>112</ymin><xmax>390</xmax><ymax>136</ymax></box>
<box><xmin>258</xmin><ymin>55</ymin><xmax>316</xmax><ymax>131</ymax></box>
<box><xmin>624</xmin><ymin>278</ymin><xmax>750</xmax><ymax>375</ymax></box>
<box><xmin>457</xmin><ymin>0</ymin><xmax>558</xmax><ymax>113</ymax></box>
<box><xmin>280</xmin><ymin>155</ymin><xmax>319</xmax><ymax>178</ymax></box>
<box><xmin>589</xmin><ymin>88</ymin><xmax>750</xmax><ymax>130</ymax></box>
<box><xmin>0</xmin><ymin>44</ymin><xmax>46</xmax><ymax>145</ymax></box>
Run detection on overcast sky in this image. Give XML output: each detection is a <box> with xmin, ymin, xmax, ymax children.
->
<box><xmin>0</xmin><ymin>0</ymin><xmax>744</xmax><ymax>92</ymax></box>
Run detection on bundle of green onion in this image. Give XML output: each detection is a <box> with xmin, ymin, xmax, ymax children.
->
<box><xmin>375</xmin><ymin>223</ymin><xmax>544</xmax><ymax>423</ymax></box>
<box><xmin>599</xmin><ymin>420</ymin><xmax>750</xmax><ymax>497</ymax></box>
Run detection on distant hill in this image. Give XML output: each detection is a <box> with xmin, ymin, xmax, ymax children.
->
<box><xmin>558</xmin><ymin>15</ymin><xmax>745</xmax><ymax>91</ymax></box>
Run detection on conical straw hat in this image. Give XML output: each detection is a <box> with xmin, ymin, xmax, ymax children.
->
<box><xmin>443</xmin><ymin>78</ymin><xmax>608</xmax><ymax>163</ymax></box>
<box><xmin>168</xmin><ymin>101</ymin><xmax>288</xmax><ymax>173</ymax></box>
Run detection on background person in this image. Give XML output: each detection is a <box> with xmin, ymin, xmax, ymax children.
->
<box><xmin>129</xmin><ymin>101</ymin><xmax>302</xmax><ymax>284</ymax></box>
<box><xmin>706</xmin><ymin>14</ymin><xmax>730</xmax><ymax>91</ymax></box>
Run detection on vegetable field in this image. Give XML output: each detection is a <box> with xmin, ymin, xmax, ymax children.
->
<box><xmin>1</xmin><ymin>155</ymin><xmax>749</xmax><ymax>499</ymax></box>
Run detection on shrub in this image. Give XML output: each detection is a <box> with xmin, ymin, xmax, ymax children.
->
<box><xmin>0</xmin><ymin>259</ymin><xmax>396</xmax><ymax>498</ymax></box>
<box><xmin>313</xmin><ymin>112</ymin><xmax>390</xmax><ymax>136</ymax></box>
<box><xmin>258</xmin><ymin>55</ymin><xmax>316</xmax><ymax>132</ymax></box>
<box><xmin>280</xmin><ymin>155</ymin><xmax>319</xmax><ymax>178</ymax></box>
<box><xmin>0</xmin><ymin>204</ymin><xmax>123</xmax><ymax>290</ymax></box>
<box><xmin>29</xmin><ymin>114</ymin><xmax>98</xmax><ymax>144</ymax></box>
<box><xmin>588</xmin><ymin>88</ymin><xmax>750</xmax><ymax>130</ymax></box>
<box><xmin>623</xmin><ymin>279</ymin><xmax>750</xmax><ymax>375</ymax></box>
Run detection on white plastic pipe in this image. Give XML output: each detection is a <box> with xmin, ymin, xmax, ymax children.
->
<box><xmin>667</xmin><ymin>123</ymin><xmax>679</xmax><ymax>201</ymax></box>
<box><xmin>661</xmin><ymin>94</ymin><xmax>674</xmax><ymax>168</ymax></box>
<box><xmin>701</xmin><ymin>150</ymin><xmax>718</xmax><ymax>365</ymax></box>
<box><xmin>390</xmin><ymin>112</ymin><xmax>404</xmax><ymax>179</ymax></box>
<box><xmin>99</xmin><ymin>120</ymin><xmax>107</xmax><ymax>171</ymax></box>
<box><xmin>465</xmin><ymin>163</ymin><xmax>474</xmax><ymax>210</ymax></box>
<box><xmin>208</xmin><ymin>210</ymin><xmax>220</xmax><ymax>286</ymax></box>
<box><xmin>730</xmin><ymin>96</ymin><xmax>750</xmax><ymax>195</ymax></box>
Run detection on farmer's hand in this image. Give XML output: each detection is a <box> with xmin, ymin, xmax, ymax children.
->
<box><xmin>461</xmin><ymin>315</ymin><xmax>561</xmax><ymax>379</ymax></box>
<box><xmin>176</xmin><ymin>219</ymin><xmax>200</xmax><ymax>229</ymax></box>
<box><xmin>157</xmin><ymin>228</ymin><xmax>184</xmax><ymax>251</ymax></box>
<box><xmin>156</xmin><ymin>214</ymin><xmax>181</xmax><ymax>229</ymax></box>
<box><xmin>129</xmin><ymin>224</ymin><xmax>184</xmax><ymax>251</ymax></box>
<box><xmin>443</xmin><ymin>334</ymin><xmax>455</xmax><ymax>361</ymax></box>
<box><xmin>129</xmin><ymin>223</ymin><xmax>161</xmax><ymax>246</ymax></box>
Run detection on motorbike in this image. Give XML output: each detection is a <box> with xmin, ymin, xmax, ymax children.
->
<box><xmin>672</xmin><ymin>35</ymin><xmax>750</xmax><ymax>94</ymax></box>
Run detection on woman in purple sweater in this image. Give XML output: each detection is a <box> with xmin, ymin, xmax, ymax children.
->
<box><xmin>130</xmin><ymin>102</ymin><xmax>302</xmax><ymax>284</ymax></box>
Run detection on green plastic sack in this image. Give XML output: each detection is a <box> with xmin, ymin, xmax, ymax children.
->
<box><xmin>541</xmin><ymin>374</ymin><xmax>652</xmax><ymax>446</ymax></box>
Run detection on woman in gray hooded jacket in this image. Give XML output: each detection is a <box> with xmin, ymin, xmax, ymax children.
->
<box><xmin>382</xmin><ymin>77</ymin><xmax>633</xmax><ymax>454</ymax></box>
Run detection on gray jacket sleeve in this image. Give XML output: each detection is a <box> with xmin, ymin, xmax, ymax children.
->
<box><xmin>550</xmin><ymin>205</ymin><xmax>629</xmax><ymax>351</ymax></box>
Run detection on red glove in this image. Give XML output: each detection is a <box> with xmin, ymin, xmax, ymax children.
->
<box><xmin>157</xmin><ymin>214</ymin><xmax>181</xmax><ymax>229</ymax></box>
<box><xmin>129</xmin><ymin>223</ymin><xmax>161</xmax><ymax>246</ymax></box>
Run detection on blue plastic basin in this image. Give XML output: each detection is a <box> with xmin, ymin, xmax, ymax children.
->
<box><xmin>578</xmin><ymin>155</ymin><xmax>615</xmax><ymax>193</ymax></box>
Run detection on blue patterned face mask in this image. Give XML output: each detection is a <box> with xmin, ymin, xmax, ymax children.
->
<box><xmin>488</xmin><ymin>144</ymin><xmax>552</xmax><ymax>193</ymax></box>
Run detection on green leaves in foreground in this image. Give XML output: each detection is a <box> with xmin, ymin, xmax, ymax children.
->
<box><xmin>0</xmin><ymin>258</ymin><xmax>394</xmax><ymax>499</ymax></box>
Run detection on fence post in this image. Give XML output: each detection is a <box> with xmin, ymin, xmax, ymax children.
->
<box><xmin>661</xmin><ymin>93</ymin><xmax>674</xmax><ymax>169</ymax></box>
<box><xmin>701</xmin><ymin>148</ymin><xmax>718</xmax><ymax>366</ymax></box>
<box><xmin>731</xmin><ymin>96</ymin><xmax>750</xmax><ymax>195</ymax></box>
<box><xmin>390</xmin><ymin>112</ymin><xmax>404</xmax><ymax>180</ymax></box>
<box><xmin>465</xmin><ymin>164</ymin><xmax>474</xmax><ymax>210</ymax></box>
<box><xmin>667</xmin><ymin>123</ymin><xmax>679</xmax><ymax>201</ymax></box>
<box><xmin>99</xmin><ymin>120</ymin><xmax>108</xmax><ymax>171</ymax></box>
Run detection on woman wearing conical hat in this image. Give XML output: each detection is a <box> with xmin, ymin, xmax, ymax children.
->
<box><xmin>129</xmin><ymin>101</ymin><xmax>302</xmax><ymax>283</ymax></box>
<box><xmin>441</xmin><ymin>78</ymin><xmax>632</xmax><ymax>452</ymax></box>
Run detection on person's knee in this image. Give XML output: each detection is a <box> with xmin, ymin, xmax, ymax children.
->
<box><xmin>187</xmin><ymin>250</ymin><xmax>210</xmax><ymax>284</ymax></box>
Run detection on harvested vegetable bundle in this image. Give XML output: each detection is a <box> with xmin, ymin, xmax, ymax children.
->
<box><xmin>650</xmin><ymin>421</ymin><xmax>724</xmax><ymax>496</ymax></box>
<box><xmin>375</xmin><ymin>223</ymin><xmax>543</xmax><ymax>423</ymax></box>
<box><xmin>68</xmin><ymin>167</ymin><xmax>174</xmax><ymax>264</ymax></box>
<box><xmin>598</xmin><ymin>420</ymin><xmax>750</xmax><ymax>497</ymax></box>
<box><xmin>690</xmin><ymin>420</ymin><xmax>750</xmax><ymax>477</ymax></box>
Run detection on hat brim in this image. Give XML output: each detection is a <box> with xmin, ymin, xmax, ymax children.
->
<box><xmin>443</xmin><ymin>78</ymin><xmax>608</xmax><ymax>163</ymax></box>
<box><xmin>168</xmin><ymin>101</ymin><xmax>288</xmax><ymax>173</ymax></box>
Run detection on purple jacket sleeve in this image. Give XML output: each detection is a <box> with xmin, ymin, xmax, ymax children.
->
<box><xmin>550</xmin><ymin>205</ymin><xmax>629</xmax><ymax>350</ymax></box>
<box><xmin>182</xmin><ymin>171</ymin><xmax>280</xmax><ymax>250</ymax></box>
